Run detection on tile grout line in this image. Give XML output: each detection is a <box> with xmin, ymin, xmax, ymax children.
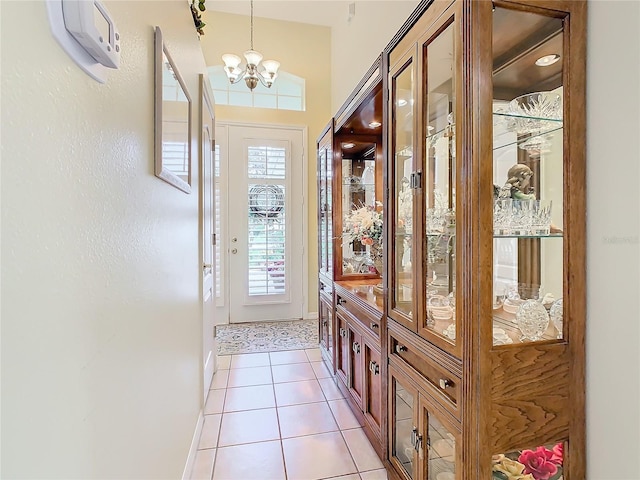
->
<box><xmin>270</xmin><ymin>352</ymin><xmax>290</xmax><ymax>480</ymax></box>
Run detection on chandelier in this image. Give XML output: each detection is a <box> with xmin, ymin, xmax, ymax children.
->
<box><xmin>221</xmin><ymin>0</ymin><xmax>280</xmax><ymax>91</ymax></box>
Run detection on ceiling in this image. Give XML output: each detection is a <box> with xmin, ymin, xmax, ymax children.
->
<box><xmin>206</xmin><ymin>1</ymin><xmax>364</xmax><ymax>28</ymax></box>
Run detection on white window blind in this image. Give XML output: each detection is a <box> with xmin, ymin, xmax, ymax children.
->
<box><xmin>246</xmin><ymin>145</ymin><xmax>287</xmax><ymax>296</ymax></box>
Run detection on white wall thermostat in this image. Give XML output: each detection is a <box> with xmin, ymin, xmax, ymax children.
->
<box><xmin>46</xmin><ymin>0</ymin><xmax>121</xmax><ymax>83</ymax></box>
<box><xmin>62</xmin><ymin>0</ymin><xmax>120</xmax><ymax>68</ymax></box>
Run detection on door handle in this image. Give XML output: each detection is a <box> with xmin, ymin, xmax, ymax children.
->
<box><xmin>369</xmin><ymin>361</ymin><xmax>379</xmax><ymax>375</ymax></box>
<box><xmin>231</xmin><ymin>248</ymin><xmax>238</xmax><ymax>254</ymax></box>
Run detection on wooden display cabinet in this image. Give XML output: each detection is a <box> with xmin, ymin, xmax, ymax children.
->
<box><xmin>316</xmin><ymin>54</ymin><xmax>385</xmax><ymax>372</ymax></box>
<box><xmin>385</xmin><ymin>1</ymin><xmax>586</xmax><ymax>478</ymax></box>
<box><xmin>335</xmin><ymin>279</ymin><xmax>385</xmax><ymax>457</ymax></box>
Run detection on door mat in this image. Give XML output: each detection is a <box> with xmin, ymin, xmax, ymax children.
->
<box><xmin>216</xmin><ymin>319</ymin><xmax>319</xmax><ymax>355</ymax></box>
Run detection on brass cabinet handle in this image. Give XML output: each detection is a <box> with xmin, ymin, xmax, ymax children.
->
<box><xmin>411</xmin><ymin>427</ymin><xmax>418</xmax><ymax>447</ymax></box>
<box><xmin>322</xmin><ymin>320</ymin><xmax>328</xmax><ymax>327</ymax></box>
<box><xmin>439</xmin><ymin>378</ymin><xmax>452</xmax><ymax>390</ymax></box>
<box><xmin>339</xmin><ymin>328</ymin><xmax>347</xmax><ymax>338</ymax></box>
<box><xmin>337</xmin><ymin>297</ymin><xmax>347</xmax><ymax>306</ymax></box>
<box><xmin>370</xmin><ymin>322</ymin><xmax>379</xmax><ymax>330</ymax></box>
<box><xmin>352</xmin><ymin>342</ymin><xmax>360</xmax><ymax>354</ymax></box>
<box><xmin>369</xmin><ymin>361</ymin><xmax>380</xmax><ymax>375</ymax></box>
<box><xmin>395</xmin><ymin>344</ymin><xmax>408</xmax><ymax>354</ymax></box>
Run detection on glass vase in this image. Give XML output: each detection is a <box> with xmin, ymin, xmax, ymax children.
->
<box><xmin>515</xmin><ymin>299</ymin><xmax>549</xmax><ymax>342</ymax></box>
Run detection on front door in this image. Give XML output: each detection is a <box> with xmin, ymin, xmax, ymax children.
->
<box><xmin>217</xmin><ymin>123</ymin><xmax>305</xmax><ymax>323</ymax></box>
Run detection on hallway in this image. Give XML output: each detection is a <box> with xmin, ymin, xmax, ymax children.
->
<box><xmin>190</xmin><ymin>349</ymin><xmax>388</xmax><ymax>480</ymax></box>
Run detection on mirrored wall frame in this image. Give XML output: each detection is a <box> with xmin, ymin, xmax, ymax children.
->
<box><xmin>154</xmin><ymin>26</ymin><xmax>192</xmax><ymax>194</ymax></box>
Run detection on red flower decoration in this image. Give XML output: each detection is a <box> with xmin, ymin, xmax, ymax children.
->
<box><xmin>361</xmin><ymin>237</ymin><xmax>374</xmax><ymax>246</ymax></box>
<box><xmin>518</xmin><ymin>447</ymin><xmax>558</xmax><ymax>480</ymax></box>
<box><xmin>550</xmin><ymin>443</ymin><xmax>564</xmax><ymax>465</ymax></box>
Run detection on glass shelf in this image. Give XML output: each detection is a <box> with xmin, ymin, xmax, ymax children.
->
<box><xmin>493</xmin><ymin>125</ymin><xmax>563</xmax><ymax>152</ymax></box>
<box><xmin>493</xmin><ymin>112</ymin><xmax>563</xmax><ymax>124</ymax></box>
<box><xmin>494</xmin><ymin>233</ymin><xmax>563</xmax><ymax>239</ymax></box>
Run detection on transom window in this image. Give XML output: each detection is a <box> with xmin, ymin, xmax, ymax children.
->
<box><xmin>208</xmin><ymin>66</ymin><xmax>305</xmax><ymax>111</ymax></box>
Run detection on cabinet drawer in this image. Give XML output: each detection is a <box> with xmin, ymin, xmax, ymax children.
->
<box><xmin>389</xmin><ymin>333</ymin><xmax>460</xmax><ymax>407</ymax></box>
<box><xmin>319</xmin><ymin>279</ymin><xmax>333</xmax><ymax>295</ymax></box>
<box><xmin>336</xmin><ymin>294</ymin><xmax>382</xmax><ymax>340</ymax></box>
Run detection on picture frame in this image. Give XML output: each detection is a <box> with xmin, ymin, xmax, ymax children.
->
<box><xmin>154</xmin><ymin>26</ymin><xmax>192</xmax><ymax>193</ymax></box>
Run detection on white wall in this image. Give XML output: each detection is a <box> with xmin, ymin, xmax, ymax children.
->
<box><xmin>330</xmin><ymin>0</ymin><xmax>419</xmax><ymax>111</ymax></box>
<box><xmin>0</xmin><ymin>1</ymin><xmax>207</xmax><ymax>478</ymax></box>
<box><xmin>587</xmin><ymin>1</ymin><xmax>640</xmax><ymax>477</ymax></box>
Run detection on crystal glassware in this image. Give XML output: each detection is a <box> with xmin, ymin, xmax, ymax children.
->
<box><xmin>530</xmin><ymin>199</ymin><xmax>553</xmax><ymax>236</ymax></box>
<box><xmin>510</xmin><ymin>199</ymin><xmax>533</xmax><ymax>236</ymax></box>
<box><xmin>550</xmin><ymin>298</ymin><xmax>563</xmax><ymax>339</ymax></box>
<box><xmin>516</xmin><ymin>299</ymin><xmax>550</xmax><ymax>342</ymax></box>
<box><xmin>493</xmin><ymin>199</ymin><xmax>512</xmax><ymax>235</ymax></box>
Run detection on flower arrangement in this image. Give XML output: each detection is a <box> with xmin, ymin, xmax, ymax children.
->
<box><xmin>492</xmin><ymin>443</ymin><xmax>564</xmax><ymax>480</ymax></box>
<box><xmin>343</xmin><ymin>202</ymin><xmax>383</xmax><ymax>247</ymax></box>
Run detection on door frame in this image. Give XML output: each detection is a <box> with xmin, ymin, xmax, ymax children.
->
<box><xmin>216</xmin><ymin>120</ymin><xmax>310</xmax><ymax>323</ymax></box>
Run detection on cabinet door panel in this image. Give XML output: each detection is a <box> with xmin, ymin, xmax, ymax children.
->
<box><xmin>388</xmin><ymin>50</ymin><xmax>417</xmax><ymax>332</ymax></box>
<box><xmin>418</xmin><ymin>13</ymin><xmax>461</xmax><ymax>358</ymax></box>
<box><xmin>336</xmin><ymin>312</ymin><xmax>349</xmax><ymax>386</ymax></box>
<box><xmin>319</xmin><ymin>293</ymin><xmax>334</xmax><ymax>370</ymax></box>
<box><xmin>348</xmin><ymin>326</ymin><xmax>363</xmax><ymax>407</ymax></box>
<box><xmin>363</xmin><ymin>341</ymin><xmax>382</xmax><ymax>435</ymax></box>
<box><xmin>389</xmin><ymin>366</ymin><xmax>419</xmax><ymax>480</ymax></box>
<box><xmin>418</xmin><ymin>396</ymin><xmax>459</xmax><ymax>480</ymax></box>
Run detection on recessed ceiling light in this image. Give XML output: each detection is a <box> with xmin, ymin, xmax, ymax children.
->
<box><xmin>397</xmin><ymin>99</ymin><xmax>408</xmax><ymax>107</ymax></box>
<box><xmin>343</xmin><ymin>142</ymin><xmax>355</xmax><ymax>149</ymax></box>
<box><xmin>535</xmin><ymin>54</ymin><xmax>561</xmax><ymax>67</ymax></box>
<box><xmin>368</xmin><ymin>121</ymin><xmax>382</xmax><ymax>128</ymax></box>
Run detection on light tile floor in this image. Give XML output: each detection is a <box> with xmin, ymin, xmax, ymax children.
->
<box><xmin>190</xmin><ymin>348</ymin><xmax>388</xmax><ymax>480</ymax></box>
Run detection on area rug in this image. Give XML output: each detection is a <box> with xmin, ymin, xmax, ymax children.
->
<box><xmin>216</xmin><ymin>319</ymin><xmax>319</xmax><ymax>355</ymax></box>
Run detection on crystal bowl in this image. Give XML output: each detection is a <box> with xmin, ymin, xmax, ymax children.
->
<box><xmin>507</xmin><ymin>91</ymin><xmax>563</xmax><ymax>121</ymax></box>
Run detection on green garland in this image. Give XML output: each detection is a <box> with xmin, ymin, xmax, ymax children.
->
<box><xmin>191</xmin><ymin>0</ymin><xmax>206</xmax><ymax>35</ymax></box>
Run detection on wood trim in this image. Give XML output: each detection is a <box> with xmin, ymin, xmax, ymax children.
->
<box><xmin>387</xmin><ymin>0</ymin><xmax>453</xmax><ymax>69</ymax></box>
<box><xmin>334</xmin><ymin>55</ymin><xmax>383</xmax><ymax>130</ymax></box>
<box><xmin>465</xmin><ymin>0</ymin><xmax>491</xmax><ymax>477</ymax></box>
<box><xmin>564</xmin><ymin>2</ymin><xmax>587</xmax><ymax>478</ymax></box>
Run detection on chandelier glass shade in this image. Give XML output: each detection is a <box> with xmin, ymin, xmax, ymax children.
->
<box><xmin>221</xmin><ymin>0</ymin><xmax>280</xmax><ymax>90</ymax></box>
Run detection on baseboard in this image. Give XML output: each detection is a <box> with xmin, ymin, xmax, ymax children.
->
<box><xmin>305</xmin><ymin>311</ymin><xmax>318</xmax><ymax>320</ymax></box>
<box><xmin>181</xmin><ymin>410</ymin><xmax>205</xmax><ymax>480</ymax></box>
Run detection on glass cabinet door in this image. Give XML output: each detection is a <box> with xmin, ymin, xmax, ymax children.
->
<box><xmin>491</xmin><ymin>7</ymin><xmax>565</xmax><ymax>346</ymax></box>
<box><xmin>424</xmin><ymin>408</ymin><xmax>457</xmax><ymax>480</ymax></box>
<box><xmin>389</xmin><ymin>54</ymin><xmax>416</xmax><ymax>329</ymax></box>
<box><xmin>389</xmin><ymin>367</ymin><xmax>418</xmax><ymax>479</ymax></box>
<box><xmin>318</xmin><ymin>127</ymin><xmax>333</xmax><ymax>278</ymax></box>
<box><xmin>326</xmin><ymin>140</ymin><xmax>334</xmax><ymax>278</ymax></box>
<box><xmin>319</xmin><ymin>144</ymin><xmax>329</xmax><ymax>274</ymax></box>
<box><xmin>421</xmin><ymin>18</ymin><xmax>459</xmax><ymax>351</ymax></box>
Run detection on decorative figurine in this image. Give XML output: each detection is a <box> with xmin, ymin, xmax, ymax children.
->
<box><xmin>495</xmin><ymin>163</ymin><xmax>536</xmax><ymax>200</ymax></box>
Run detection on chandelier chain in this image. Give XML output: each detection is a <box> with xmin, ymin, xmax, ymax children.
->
<box><xmin>250</xmin><ymin>0</ymin><xmax>254</xmax><ymax>50</ymax></box>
